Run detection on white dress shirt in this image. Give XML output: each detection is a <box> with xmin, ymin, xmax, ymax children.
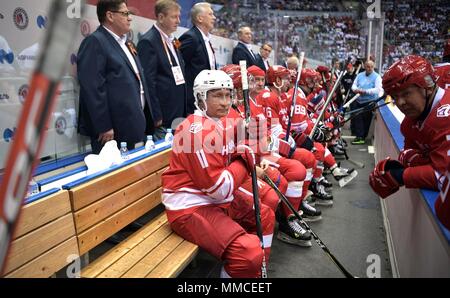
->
<box><xmin>155</xmin><ymin>24</ymin><xmax>181</xmax><ymax>67</ymax></box>
<box><xmin>242</xmin><ymin>42</ymin><xmax>256</xmax><ymax>59</ymax></box>
<box><xmin>197</xmin><ymin>27</ymin><xmax>216</xmax><ymax>70</ymax></box>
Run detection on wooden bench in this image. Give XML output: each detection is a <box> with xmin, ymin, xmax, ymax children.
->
<box><xmin>67</xmin><ymin>149</ymin><xmax>198</xmax><ymax>278</ymax></box>
<box><xmin>2</xmin><ymin>190</ymin><xmax>79</xmax><ymax>278</ymax></box>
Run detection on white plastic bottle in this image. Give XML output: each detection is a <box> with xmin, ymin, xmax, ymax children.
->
<box><xmin>27</xmin><ymin>178</ymin><xmax>39</xmax><ymax>196</ymax></box>
<box><xmin>164</xmin><ymin>128</ymin><xmax>174</xmax><ymax>145</ymax></box>
<box><xmin>120</xmin><ymin>142</ymin><xmax>129</xmax><ymax>159</ymax></box>
<box><xmin>145</xmin><ymin>135</ymin><xmax>155</xmax><ymax>152</ymax></box>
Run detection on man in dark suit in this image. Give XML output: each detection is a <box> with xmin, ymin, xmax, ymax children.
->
<box><xmin>77</xmin><ymin>0</ymin><xmax>154</xmax><ymax>154</ymax></box>
<box><xmin>255</xmin><ymin>43</ymin><xmax>272</xmax><ymax>72</ymax></box>
<box><xmin>232</xmin><ymin>26</ymin><xmax>257</xmax><ymax>67</ymax></box>
<box><xmin>138</xmin><ymin>0</ymin><xmax>187</xmax><ymax>140</ymax></box>
<box><xmin>179</xmin><ymin>2</ymin><xmax>217</xmax><ymax>114</ymax></box>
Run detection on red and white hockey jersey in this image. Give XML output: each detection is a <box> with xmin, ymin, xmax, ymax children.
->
<box><xmin>435</xmin><ymin>63</ymin><xmax>450</xmax><ymax>90</ymax></box>
<box><xmin>162</xmin><ymin>111</ymin><xmax>248</xmax><ymax>223</ymax></box>
<box><xmin>435</xmin><ymin>163</ymin><xmax>450</xmax><ymax>230</ymax></box>
<box><xmin>286</xmin><ymin>88</ymin><xmax>315</xmax><ymax>135</ymax></box>
<box><xmin>400</xmin><ymin>88</ymin><xmax>450</xmax><ymax>190</ymax></box>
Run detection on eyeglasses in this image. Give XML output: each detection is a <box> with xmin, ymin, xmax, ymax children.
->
<box><xmin>110</xmin><ymin>10</ymin><xmax>132</xmax><ymax>17</ymax></box>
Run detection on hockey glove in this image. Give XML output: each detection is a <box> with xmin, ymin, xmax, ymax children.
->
<box><xmin>236</xmin><ymin>144</ymin><xmax>256</xmax><ymax>173</ymax></box>
<box><xmin>292</xmin><ymin>131</ymin><xmax>314</xmax><ymax>151</ymax></box>
<box><xmin>369</xmin><ymin>158</ymin><xmax>404</xmax><ymax>199</ymax></box>
<box><xmin>398</xmin><ymin>148</ymin><xmax>430</xmax><ymax>167</ymax></box>
<box><xmin>312</xmin><ymin>124</ymin><xmax>332</xmax><ymax>142</ymax></box>
<box><xmin>278</xmin><ymin>138</ymin><xmax>296</xmax><ymax>159</ymax></box>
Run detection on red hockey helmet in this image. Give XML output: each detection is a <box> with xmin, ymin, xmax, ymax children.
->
<box><xmin>248</xmin><ymin>65</ymin><xmax>265</xmax><ymax>78</ymax></box>
<box><xmin>299</xmin><ymin>68</ymin><xmax>318</xmax><ymax>86</ymax></box>
<box><xmin>316</xmin><ymin>65</ymin><xmax>331</xmax><ymax>81</ymax></box>
<box><xmin>444</xmin><ymin>39</ymin><xmax>450</xmax><ymax>58</ymax></box>
<box><xmin>266</xmin><ymin>65</ymin><xmax>291</xmax><ymax>85</ymax></box>
<box><xmin>221</xmin><ymin>64</ymin><xmax>242</xmax><ymax>89</ymax></box>
<box><xmin>382</xmin><ymin>55</ymin><xmax>436</xmax><ymax>95</ymax></box>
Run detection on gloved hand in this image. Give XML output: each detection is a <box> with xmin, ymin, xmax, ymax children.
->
<box><xmin>398</xmin><ymin>148</ymin><xmax>429</xmax><ymax>167</ymax></box>
<box><xmin>312</xmin><ymin>124</ymin><xmax>331</xmax><ymax>142</ymax></box>
<box><xmin>277</xmin><ymin>138</ymin><xmax>296</xmax><ymax>159</ymax></box>
<box><xmin>292</xmin><ymin>132</ymin><xmax>314</xmax><ymax>151</ymax></box>
<box><xmin>369</xmin><ymin>158</ymin><xmax>404</xmax><ymax>199</ymax></box>
<box><xmin>236</xmin><ymin>144</ymin><xmax>256</xmax><ymax>173</ymax></box>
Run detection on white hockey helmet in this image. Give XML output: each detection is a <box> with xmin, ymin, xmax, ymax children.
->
<box><xmin>193</xmin><ymin>70</ymin><xmax>234</xmax><ymax>112</ymax></box>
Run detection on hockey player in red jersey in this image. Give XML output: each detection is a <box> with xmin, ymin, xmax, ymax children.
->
<box><xmin>162</xmin><ymin>70</ymin><xmax>276</xmax><ymax>278</ymax></box>
<box><xmin>435</xmin><ymin>154</ymin><xmax>450</xmax><ymax>230</ymax></box>
<box><xmin>291</xmin><ymin>67</ymin><xmax>358</xmax><ymax>190</ymax></box>
<box><xmin>256</xmin><ymin>65</ymin><xmax>338</xmax><ymax>206</ymax></box>
<box><xmin>370</xmin><ymin>55</ymin><xmax>450</xmax><ymax>199</ymax></box>
<box><xmin>434</xmin><ymin>39</ymin><xmax>450</xmax><ymax>90</ymax></box>
<box><xmin>222</xmin><ymin>64</ymin><xmax>316</xmax><ymax>247</ymax></box>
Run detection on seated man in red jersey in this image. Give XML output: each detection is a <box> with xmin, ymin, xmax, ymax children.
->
<box><xmin>223</xmin><ymin>64</ymin><xmax>317</xmax><ymax>247</ymax></box>
<box><xmin>370</xmin><ymin>55</ymin><xmax>450</xmax><ymax>201</ymax></box>
<box><xmin>162</xmin><ymin>70</ymin><xmax>275</xmax><ymax>278</ymax></box>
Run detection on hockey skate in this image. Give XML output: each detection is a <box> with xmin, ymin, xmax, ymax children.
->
<box><xmin>331</xmin><ymin>166</ymin><xmax>358</xmax><ymax>188</ymax></box>
<box><xmin>304</xmin><ymin>190</ymin><xmax>316</xmax><ymax>206</ymax></box>
<box><xmin>310</xmin><ymin>179</ymin><xmax>333</xmax><ymax>206</ymax></box>
<box><xmin>318</xmin><ymin>176</ymin><xmax>333</xmax><ymax>189</ymax></box>
<box><xmin>300</xmin><ymin>200</ymin><xmax>322</xmax><ymax>222</ymax></box>
<box><xmin>277</xmin><ymin>214</ymin><xmax>312</xmax><ymax>247</ymax></box>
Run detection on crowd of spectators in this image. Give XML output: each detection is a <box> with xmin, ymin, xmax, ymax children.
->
<box><xmin>212</xmin><ymin>0</ymin><xmax>449</xmax><ymax>71</ymax></box>
<box><xmin>382</xmin><ymin>0</ymin><xmax>449</xmax><ymax>71</ymax></box>
<box><xmin>212</xmin><ymin>2</ymin><xmax>363</xmax><ymax>66</ymax></box>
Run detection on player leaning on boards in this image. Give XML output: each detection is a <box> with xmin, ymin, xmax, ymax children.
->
<box><xmin>369</xmin><ymin>55</ymin><xmax>450</xmax><ymax>199</ymax></box>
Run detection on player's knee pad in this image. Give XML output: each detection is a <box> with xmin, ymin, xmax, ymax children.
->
<box><xmin>313</xmin><ymin>142</ymin><xmax>325</xmax><ymax>162</ymax></box>
<box><xmin>278</xmin><ymin>157</ymin><xmax>306</xmax><ymax>181</ymax></box>
<box><xmin>224</xmin><ymin>234</ymin><xmax>264</xmax><ymax>278</ymax></box>
<box><xmin>292</xmin><ymin>148</ymin><xmax>316</xmax><ymax>169</ymax></box>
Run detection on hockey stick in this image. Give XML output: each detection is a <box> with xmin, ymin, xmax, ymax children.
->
<box><xmin>239</xmin><ymin>60</ymin><xmax>268</xmax><ymax>278</ymax></box>
<box><xmin>342</xmin><ymin>94</ymin><xmax>361</xmax><ymax>110</ymax></box>
<box><xmin>309</xmin><ymin>70</ymin><xmax>347</xmax><ymax>139</ymax></box>
<box><xmin>0</xmin><ymin>0</ymin><xmax>83</xmax><ymax>274</ymax></box>
<box><xmin>342</xmin><ymin>98</ymin><xmax>389</xmax><ymax>125</ymax></box>
<box><xmin>263</xmin><ymin>174</ymin><xmax>356</xmax><ymax>278</ymax></box>
<box><xmin>285</xmin><ymin>52</ymin><xmax>305</xmax><ymax>141</ymax></box>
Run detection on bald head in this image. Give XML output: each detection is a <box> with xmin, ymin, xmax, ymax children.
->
<box><xmin>365</xmin><ymin>60</ymin><xmax>375</xmax><ymax>75</ymax></box>
<box><xmin>287</xmin><ymin>56</ymin><xmax>299</xmax><ymax>70</ymax></box>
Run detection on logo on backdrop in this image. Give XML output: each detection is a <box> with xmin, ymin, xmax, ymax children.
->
<box><xmin>3</xmin><ymin>127</ymin><xmax>16</xmax><ymax>143</ymax></box>
<box><xmin>55</xmin><ymin>116</ymin><xmax>67</xmax><ymax>135</ymax></box>
<box><xmin>0</xmin><ymin>49</ymin><xmax>14</xmax><ymax>64</ymax></box>
<box><xmin>37</xmin><ymin>15</ymin><xmax>48</xmax><ymax>29</ymax></box>
<box><xmin>13</xmin><ymin>7</ymin><xmax>29</xmax><ymax>30</ymax></box>
<box><xmin>0</xmin><ymin>93</ymin><xmax>10</xmax><ymax>101</ymax></box>
<box><xmin>18</xmin><ymin>84</ymin><xmax>29</xmax><ymax>104</ymax></box>
<box><xmin>80</xmin><ymin>20</ymin><xmax>90</xmax><ymax>37</ymax></box>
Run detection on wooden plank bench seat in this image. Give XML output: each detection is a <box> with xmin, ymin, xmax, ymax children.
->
<box><xmin>67</xmin><ymin>149</ymin><xmax>198</xmax><ymax>278</ymax></box>
<box><xmin>81</xmin><ymin>212</ymin><xmax>198</xmax><ymax>278</ymax></box>
<box><xmin>3</xmin><ymin>190</ymin><xmax>78</xmax><ymax>278</ymax></box>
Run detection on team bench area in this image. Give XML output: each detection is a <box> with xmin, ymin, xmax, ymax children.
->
<box><xmin>2</xmin><ymin>146</ymin><xmax>199</xmax><ymax>278</ymax></box>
